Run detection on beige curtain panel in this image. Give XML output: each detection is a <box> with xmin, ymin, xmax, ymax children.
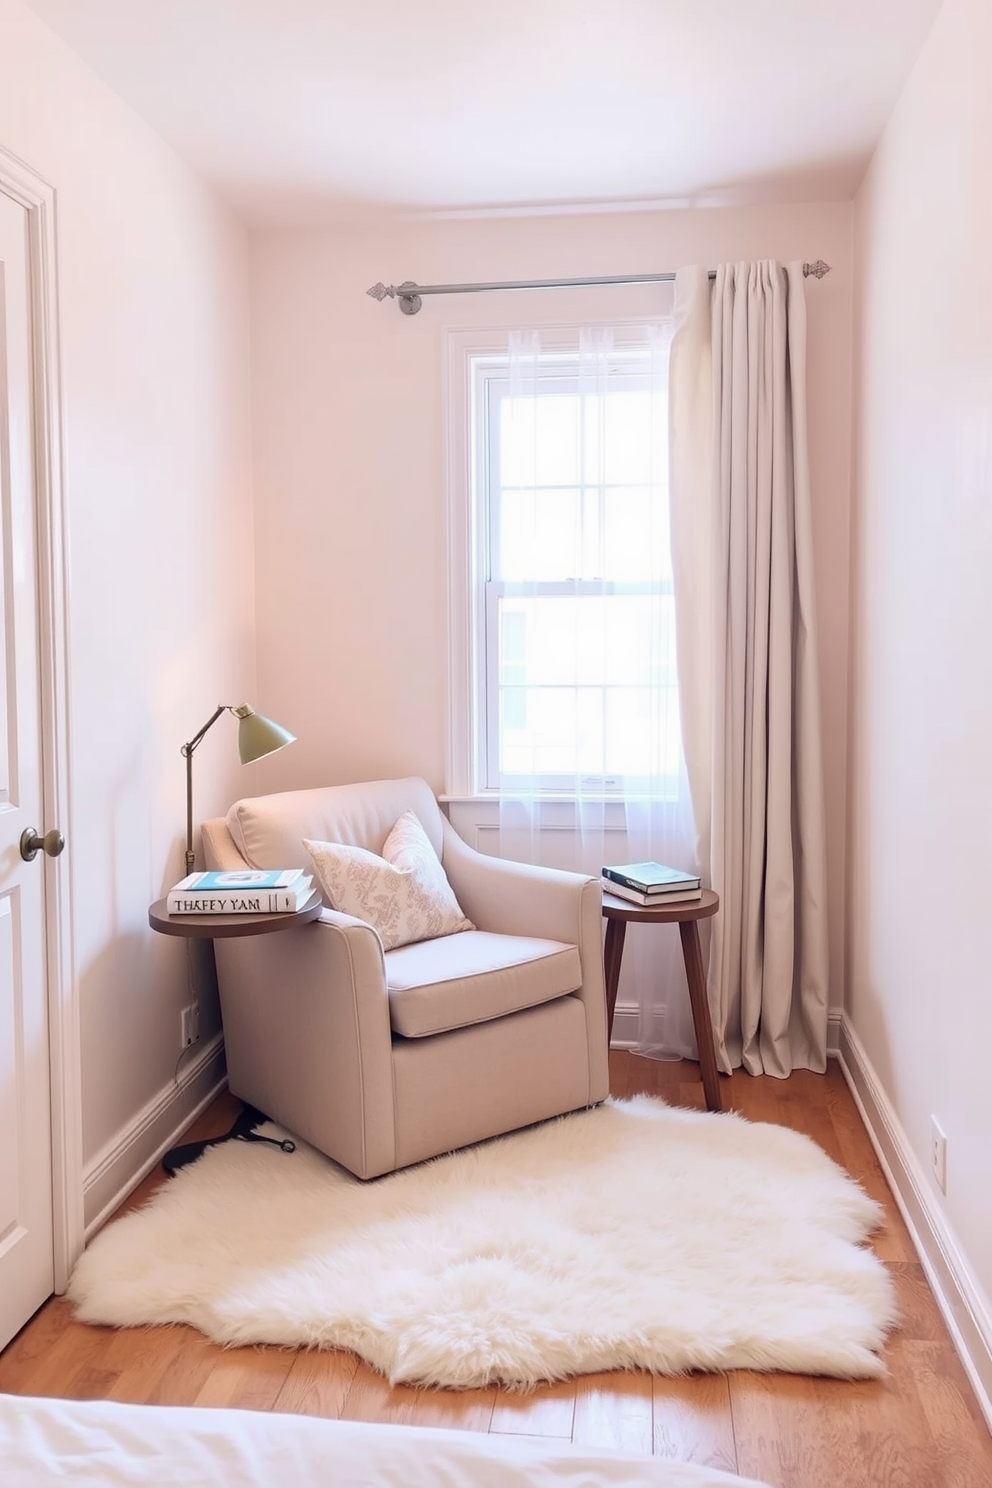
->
<box><xmin>669</xmin><ymin>261</ymin><xmax>830</xmax><ymax>1077</ymax></box>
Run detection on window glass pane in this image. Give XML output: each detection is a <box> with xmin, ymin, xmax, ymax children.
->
<box><xmin>498</xmin><ymin>595</ymin><xmax>676</xmax><ymax>688</ymax></box>
<box><xmin>499</xmin><ymin>489</ymin><xmax>581</xmax><ymax>581</ymax></box>
<box><xmin>498</xmin><ymin>684</ymin><xmax>682</xmax><ymax>779</ymax></box>
<box><xmin>579</xmin><ymin>487</ymin><xmax>602</xmax><ymax>579</ymax></box>
<box><xmin>602</xmin><ymin>487</ymin><xmax>671</xmax><ymax>581</ymax></box>
<box><xmin>496</xmin><ymin>594</ymin><xmax>681</xmax><ymax>779</ymax></box>
<box><xmin>603</xmin><ymin>688</ymin><xmax>682</xmax><ymax>776</ymax></box>
<box><xmin>500</xmin><ymin>393</ymin><xmax>580</xmax><ymax>488</ymax></box>
<box><xmin>500</xmin><ymin>687</ymin><xmax>576</xmax><ymax>776</ymax></box>
<box><xmin>600</xmin><ymin>390</ymin><xmax>667</xmax><ymax>484</ymax></box>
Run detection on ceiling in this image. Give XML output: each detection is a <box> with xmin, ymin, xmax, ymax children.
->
<box><xmin>22</xmin><ymin>0</ymin><xmax>943</xmax><ymax>226</ymax></box>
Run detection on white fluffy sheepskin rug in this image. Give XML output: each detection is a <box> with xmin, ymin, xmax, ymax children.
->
<box><xmin>68</xmin><ymin>1096</ymin><xmax>897</xmax><ymax>1390</ymax></box>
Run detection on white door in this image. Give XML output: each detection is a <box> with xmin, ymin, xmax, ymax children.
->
<box><xmin>0</xmin><ymin>186</ymin><xmax>56</xmax><ymax>1350</ymax></box>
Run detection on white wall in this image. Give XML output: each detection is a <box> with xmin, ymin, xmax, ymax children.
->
<box><xmin>249</xmin><ymin>200</ymin><xmax>855</xmax><ymax>1011</ymax></box>
<box><xmin>0</xmin><ymin>0</ymin><xmax>256</xmax><ymax>1191</ymax></box>
<box><xmin>851</xmin><ymin>0</ymin><xmax>992</xmax><ymax>1351</ymax></box>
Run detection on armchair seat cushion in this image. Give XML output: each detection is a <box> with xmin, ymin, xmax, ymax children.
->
<box><xmin>384</xmin><ymin>931</ymin><xmax>581</xmax><ymax>1038</ymax></box>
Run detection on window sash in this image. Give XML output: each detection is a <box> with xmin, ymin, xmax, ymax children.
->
<box><xmin>484</xmin><ymin>580</ymin><xmax>681</xmax><ymax>793</ymax></box>
<box><xmin>485</xmin><ymin>367</ymin><xmax>670</xmax><ymax>590</ymax></box>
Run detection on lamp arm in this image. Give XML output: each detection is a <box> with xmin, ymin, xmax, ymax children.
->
<box><xmin>181</xmin><ymin>705</ymin><xmax>234</xmax><ymax>875</ymax></box>
<box><xmin>181</xmin><ymin>704</ymin><xmax>235</xmax><ymax>759</ymax></box>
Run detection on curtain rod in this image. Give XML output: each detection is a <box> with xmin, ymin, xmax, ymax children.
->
<box><xmin>367</xmin><ymin>260</ymin><xmax>831</xmax><ymax>316</ymax></box>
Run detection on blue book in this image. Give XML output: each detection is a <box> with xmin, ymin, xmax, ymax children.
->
<box><xmin>172</xmin><ymin>868</ymin><xmax>305</xmax><ymax>894</ymax></box>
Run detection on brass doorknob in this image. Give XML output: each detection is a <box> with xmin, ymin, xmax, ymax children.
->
<box><xmin>20</xmin><ymin>827</ymin><xmax>65</xmax><ymax>862</ymax></box>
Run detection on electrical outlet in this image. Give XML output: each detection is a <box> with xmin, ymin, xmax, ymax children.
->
<box><xmin>180</xmin><ymin>1002</ymin><xmax>199</xmax><ymax>1050</ymax></box>
<box><xmin>930</xmin><ymin>1117</ymin><xmax>947</xmax><ymax>1194</ymax></box>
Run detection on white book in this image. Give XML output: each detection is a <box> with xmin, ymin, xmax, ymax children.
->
<box><xmin>167</xmin><ymin>875</ymin><xmax>314</xmax><ymax>916</ymax></box>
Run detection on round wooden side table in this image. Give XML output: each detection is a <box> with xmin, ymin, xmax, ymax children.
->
<box><xmin>602</xmin><ymin>888</ymin><xmax>722</xmax><ymax>1112</ymax></box>
<box><xmin>148</xmin><ymin>890</ymin><xmax>323</xmax><ymax>1172</ymax></box>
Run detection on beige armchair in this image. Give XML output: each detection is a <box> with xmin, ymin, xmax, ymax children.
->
<box><xmin>201</xmin><ymin>776</ymin><xmax>610</xmax><ymax>1179</ymax></box>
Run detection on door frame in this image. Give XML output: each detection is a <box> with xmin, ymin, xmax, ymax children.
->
<box><xmin>0</xmin><ymin>142</ymin><xmax>82</xmax><ymax>1289</ymax></box>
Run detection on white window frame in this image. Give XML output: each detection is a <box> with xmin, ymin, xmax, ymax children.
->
<box><xmin>444</xmin><ymin>322</ymin><xmax>673</xmax><ymax>799</ymax></box>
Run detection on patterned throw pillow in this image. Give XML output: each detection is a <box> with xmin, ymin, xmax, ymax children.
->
<box><xmin>303</xmin><ymin>810</ymin><xmax>475</xmax><ymax>950</ymax></box>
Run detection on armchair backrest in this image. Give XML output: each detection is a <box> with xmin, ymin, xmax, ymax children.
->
<box><xmin>224</xmin><ymin>776</ymin><xmax>444</xmax><ymax>870</ymax></box>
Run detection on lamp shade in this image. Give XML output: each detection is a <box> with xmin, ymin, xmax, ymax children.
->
<box><xmin>234</xmin><ymin>705</ymin><xmax>296</xmax><ymax>765</ymax></box>
<box><xmin>181</xmin><ymin>701</ymin><xmax>296</xmax><ymax>876</ymax></box>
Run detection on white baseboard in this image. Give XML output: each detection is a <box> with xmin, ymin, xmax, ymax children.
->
<box><xmin>838</xmin><ymin>1015</ymin><xmax>992</xmax><ymax>1433</ymax></box>
<box><xmin>611</xmin><ymin>1006</ymin><xmax>845</xmax><ymax>1057</ymax></box>
<box><xmin>81</xmin><ymin>1034</ymin><xmax>227</xmax><ymax>1241</ymax></box>
<box><xmin>609</xmin><ymin>1002</ymin><xmax>639</xmax><ymax>1048</ymax></box>
<box><xmin>826</xmin><ymin>1007</ymin><xmax>842</xmax><ymax>1057</ymax></box>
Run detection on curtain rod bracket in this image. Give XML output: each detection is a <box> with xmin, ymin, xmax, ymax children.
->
<box><xmin>367</xmin><ymin>280</ymin><xmax>423</xmax><ymax>314</ymax></box>
<box><xmin>366</xmin><ymin>261</ymin><xmax>831</xmax><ymax>315</ymax></box>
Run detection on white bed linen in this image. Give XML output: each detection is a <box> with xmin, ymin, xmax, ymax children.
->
<box><xmin>1</xmin><ymin>1393</ymin><xmax>773</xmax><ymax>1487</ymax></box>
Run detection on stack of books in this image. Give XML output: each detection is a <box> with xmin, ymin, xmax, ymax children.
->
<box><xmin>601</xmin><ymin>860</ymin><xmax>702</xmax><ymax>906</ymax></box>
<box><xmin>167</xmin><ymin>868</ymin><xmax>314</xmax><ymax>916</ymax></box>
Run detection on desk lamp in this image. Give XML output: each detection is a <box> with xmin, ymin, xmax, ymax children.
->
<box><xmin>181</xmin><ymin>703</ymin><xmax>295</xmax><ymax>874</ymax></box>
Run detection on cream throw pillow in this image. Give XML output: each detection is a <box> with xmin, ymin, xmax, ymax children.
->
<box><xmin>303</xmin><ymin>810</ymin><xmax>474</xmax><ymax>951</ymax></box>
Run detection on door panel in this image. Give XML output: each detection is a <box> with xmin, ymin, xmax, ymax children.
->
<box><xmin>0</xmin><ymin>187</ymin><xmax>54</xmax><ymax>1350</ymax></box>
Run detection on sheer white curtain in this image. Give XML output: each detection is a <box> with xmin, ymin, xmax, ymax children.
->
<box><xmin>494</xmin><ymin>322</ymin><xmax>698</xmax><ymax>1058</ymax></box>
<box><xmin>669</xmin><ymin>261</ymin><xmax>829</xmax><ymax>1076</ymax></box>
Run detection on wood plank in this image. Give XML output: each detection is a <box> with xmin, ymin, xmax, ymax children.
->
<box><xmin>0</xmin><ymin>1296</ymin><xmax>76</xmax><ymax>1393</ymax></box>
<box><xmin>725</xmin><ymin>1067</ymin><xmax>793</xmax><ymax>1127</ymax></box>
<box><xmin>823</xmin><ymin>1074</ymin><xmax>916</xmax><ymax>1264</ymax></box>
<box><xmin>884</xmin><ymin>1262</ymin><xmax>948</xmax><ymax>1344</ymax></box>
<box><xmin>192</xmin><ymin>1345</ymin><xmax>295</xmax><ymax>1411</ymax></box>
<box><xmin>87</xmin><ymin>1322</ymin><xmax>186</xmax><ymax>1405</ymax></box>
<box><xmin>409</xmin><ymin>1385</ymin><xmax>497</xmax><ymax>1433</ymax></box>
<box><xmin>571</xmin><ymin>1369</ymin><xmax>653</xmax><ymax>1455</ymax></box>
<box><xmin>339</xmin><ymin>1358</ymin><xmax>496</xmax><ymax>1433</ymax></box>
<box><xmin>107</xmin><ymin>1326</ymin><xmax>221</xmax><ymax>1407</ymax></box>
<box><xmin>729</xmin><ymin>1364</ymin><xmax>940</xmax><ymax>1488</ymax></box>
<box><xmin>0</xmin><ymin>1311</ymin><xmax>118</xmax><ymax>1399</ymax></box>
<box><xmin>490</xmin><ymin>1378</ymin><xmax>576</xmax><ymax>1438</ymax></box>
<box><xmin>272</xmin><ymin>1348</ymin><xmax>359</xmax><ymax>1419</ymax></box>
<box><xmin>652</xmin><ymin>1372</ymin><xmax>737</xmax><ymax>1471</ymax></box>
<box><xmin>900</xmin><ymin>1337</ymin><xmax>992</xmax><ymax>1485</ymax></box>
<box><xmin>330</xmin><ymin>1359</ymin><xmax>422</xmax><ymax>1426</ymax></box>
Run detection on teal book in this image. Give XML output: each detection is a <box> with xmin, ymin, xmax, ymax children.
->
<box><xmin>171</xmin><ymin>868</ymin><xmax>305</xmax><ymax>894</ymax></box>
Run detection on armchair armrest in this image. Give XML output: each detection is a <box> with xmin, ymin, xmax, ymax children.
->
<box><xmin>440</xmin><ymin>817</ymin><xmax>601</xmax><ymax>944</ymax></box>
<box><xmin>212</xmin><ymin>907</ymin><xmax>399</xmax><ymax>1178</ymax></box>
<box><xmin>440</xmin><ymin>819</ymin><xmax>609</xmax><ymax>1101</ymax></box>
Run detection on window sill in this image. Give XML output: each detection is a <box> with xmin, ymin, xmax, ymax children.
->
<box><xmin>440</xmin><ymin>791</ymin><xmax>628</xmax><ymax>805</ymax></box>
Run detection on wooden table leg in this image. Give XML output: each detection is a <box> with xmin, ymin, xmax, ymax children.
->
<box><xmin>678</xmin><ymin>919</ymin><xmax>722</xmax><ymax>1112</ymax></box>
<box><xmin>603</xmin><ymin>916</ymin><xmax>627</xmax><ymax>1045</ymax></box>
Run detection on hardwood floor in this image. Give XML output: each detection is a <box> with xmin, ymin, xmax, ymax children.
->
<box><xmin>2</xmin><ymin>1053</ymin><xmax>991</xmax><ymax>1486</ymax></box>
